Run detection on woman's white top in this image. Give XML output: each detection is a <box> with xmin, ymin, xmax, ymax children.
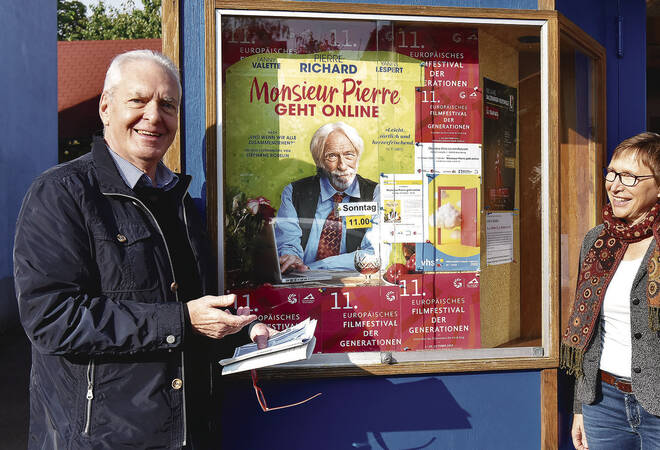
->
<box><xmin>599</xmin><ymin>257</ymin><xmax>642</xmax><ymax>378</ymax></box>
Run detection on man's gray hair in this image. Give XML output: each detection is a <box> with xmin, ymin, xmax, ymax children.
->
<box><xmin>103</xmin><ymin>49</ymin><xmax>182</xmax><ymax>98</ymax></box>
<box><xmin>309</xmin><ymin>122</ymin><xmax>364</xmax><ymax>168</ymax></box>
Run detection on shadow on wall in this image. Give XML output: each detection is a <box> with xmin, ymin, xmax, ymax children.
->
<box><xmin>0</xmin><ymin>276</ymin><xmax>30</xmax><ymax>449</ymax></box>
<box><xmin>221</xmin><ymin>375</ymin><xmax>471</xmax><ymax>450</ymax></box>
<box><xmin>0</xmin><ymin>276</ymin><xmax>20</xmax><ymax>334</ymax></box>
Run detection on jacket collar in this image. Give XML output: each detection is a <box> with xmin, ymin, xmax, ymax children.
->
<box><xmin>91</xmin><ymin>137</ymin><xmax>192</xmax><ymax>197</ymax></box>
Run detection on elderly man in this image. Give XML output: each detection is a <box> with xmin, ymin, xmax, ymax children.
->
<box><xmin>276</xmin><ymin>122</ymin><xmax>380</xmax><ymax>272</ymax></box>
<box><xmin>14</xmin><ymin>50</ymin><xmax>274</xmax><ymax>449</ymax></box>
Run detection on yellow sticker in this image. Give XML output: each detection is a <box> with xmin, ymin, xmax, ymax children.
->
<box><xmin>346</xmin><ymin>215</ymin><xmax>372</xmax><ymax>229</ymax></box>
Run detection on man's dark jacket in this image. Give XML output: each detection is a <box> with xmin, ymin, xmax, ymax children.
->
<box><xmin>14</xmin><ymin>140</ymin><xmax>239</xmax><ymax>449</ymax></box>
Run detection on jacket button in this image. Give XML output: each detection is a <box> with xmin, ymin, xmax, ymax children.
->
<box><xmin>632</xmin><ymin>298</ymin><xmax>640</xmax><ymax>305</ymax></box>
<box><xmin>116</xmin><ymin>234</ymin><xmax>127</xmax><ymax>243</ymax></box>
<box><xmin>634</xmin><ymin>332</ymin><xmax>642</xmax><ymax>339</ymax></box>
<box><xmin>170</xmin><ymin>282</ymin><xmax>178</xmax><ymax>292</ymax></box>
<box><xmin>166</xmin><ymin>335</ymin><xmax>176</xmax><ymax>344</ymax></box>
<box><xmin>633</xmin><ymin>367</ymin><xmax>642</xmax><ymax>374</ymax></box>
<box><xmin>172</xmin><ymin>378</ymin><xmax>183</xmax><ymax>390</ymax></box>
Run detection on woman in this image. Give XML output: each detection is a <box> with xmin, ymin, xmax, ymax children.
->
<box><xmin>562</xmin><ymin>132</ymin><xmax>660</xmax><ymax>449</ymax></box>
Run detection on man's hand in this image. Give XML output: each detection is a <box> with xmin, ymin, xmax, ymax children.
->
<box><xmin>187</xmin><ymin>295</ymin><xmax>256</xmax><ymax>339</ymax></box>
<box><xmin>279</xmin><ymin>254</ymin><xmax>309</xmax><ymax>273</ymax></box>
<box><xmin>249</xmin><ymin>322</ymin><xmax>279</xmax><ymax>349</ymax></box>
<box><xmin>571</xmin><ymin>414</ymin><xmax>588</xmax><ymax>450</ymax></box>
<box><xmin>234</xmin><ymin>305</ymin><xmax>278</xmax><ymax>349</ymax></box>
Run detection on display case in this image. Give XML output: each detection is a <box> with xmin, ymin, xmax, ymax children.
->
<box><xmin>188</xmin><ymin>1</ymin><xmax>606</xmax><ymax>376</ymax></box>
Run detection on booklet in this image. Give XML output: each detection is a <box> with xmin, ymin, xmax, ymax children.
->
<box><xmin>219</xmin><ymin>317</ymin><xmax>317</xmax><ymax>375</ymax></box>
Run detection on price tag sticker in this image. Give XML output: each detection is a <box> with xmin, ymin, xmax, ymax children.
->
<box><xmin>346</xmin><ymin>215</ymin><xmax>372</xmax><ymax>229</ymax></box>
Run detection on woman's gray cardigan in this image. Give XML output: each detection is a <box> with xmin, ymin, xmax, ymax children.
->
<box><xmin>573</xmin><ymin>224</ymin><xmax>660</xmax><ymax>415</ymax></box>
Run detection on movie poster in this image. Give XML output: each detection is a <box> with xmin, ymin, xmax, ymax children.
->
<box><xmin>221</xmin><ymin>16</ymin><xmax>482</xmax><ymax>354</ymax></box>
<box><xmin>416</xmin><ymin>174</ymin><xmax>481</xmax><ymax>272</ymax></box>
<box><xmin>400</xmin><ymin>273</ymin><xmax>481</xmax><ymax>350</ymax></box>
<box><xmin>483</xmin><ymin>78</ymin><xmax>517</xmax><ymax>210</ymax></box>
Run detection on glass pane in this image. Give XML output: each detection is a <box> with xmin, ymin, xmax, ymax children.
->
<box><xmin>219</xmin><ymin>14</ymin><xmax>543</xmax><ymax>357</ymax></box>
<box><xmin>559</xmin><ymin>36</ymin><xmax>603</xmax><ymax>334</ymax></box>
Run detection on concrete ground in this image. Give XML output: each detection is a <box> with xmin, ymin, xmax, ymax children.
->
<box><xmin>0</xmin><ymin>329</ymin><xmax>31</xmax><ymax>449</ymax></box>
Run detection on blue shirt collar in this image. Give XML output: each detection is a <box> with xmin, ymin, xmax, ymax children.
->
<box><xmin>107</xmin><ymin>145</ymin><xmax>178</xmax><ymax>191</ymax></box>
<box><xmin>319</xmin><ymin>174</ymin><xmax>360</xmax><ymax>201</ymax></box>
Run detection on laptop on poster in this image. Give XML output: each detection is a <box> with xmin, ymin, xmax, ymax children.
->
<box><xmin>253</xmin><ymin>222</ymin><xmax>333</xmax><ymax>284</ymax></box>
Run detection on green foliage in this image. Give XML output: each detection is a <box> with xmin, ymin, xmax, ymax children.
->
<box><xmin>57</xmin><ymin>0</ymin><xmax>87</xmax><ymax>41</ymax></box>
<box><xmin>57</xmin><ymin>0</ymin><xmax>161</xmax><ymax>41</ymax></box>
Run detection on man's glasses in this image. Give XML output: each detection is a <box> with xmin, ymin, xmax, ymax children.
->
<box><xmin>603</xmin><ymin>168</ymin><xmax>655</xmax><ymax>187</ymax></box>
<box><xmin>251</xmin><ymin>369</ymin><xmax>322</xmax><ymax>412</ymax></box>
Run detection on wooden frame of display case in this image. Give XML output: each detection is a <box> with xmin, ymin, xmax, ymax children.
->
<box><xmin>161</xmin><ymin>1</ymin><xmax>606</xmax><ymax>379</ymax></box>
<box><xmin>163</xmin><ymin>3</ymin><xmax>605</xmax><ymax>447</ymax></box>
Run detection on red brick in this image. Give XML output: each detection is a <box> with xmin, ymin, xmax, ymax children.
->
<box><xmin>58</xmin><ymin>39</ymin><xmax>162</xmax><ymax>111</ymax></box>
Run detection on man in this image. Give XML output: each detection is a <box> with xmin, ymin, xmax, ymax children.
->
<box><xmin>14</xmin><ymin>50</ymin><xmax>274</xmax><ymax>449</ymax></box>
<box><xmin>275</xmin><ymin>122</ymin><xmax>380</xmax><ymax>272</ymax></box>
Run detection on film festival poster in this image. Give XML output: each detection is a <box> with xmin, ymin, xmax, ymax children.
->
<box><xmin>221</xmin><ymin>17</ymin><xmax>481</xmax><ymax>353</ymax></box>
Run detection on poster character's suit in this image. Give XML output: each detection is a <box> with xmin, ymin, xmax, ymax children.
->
<box><xmin>275</xmin><ymin>122</ymin><xmax>380</xmax><ymax>272</ymax></box>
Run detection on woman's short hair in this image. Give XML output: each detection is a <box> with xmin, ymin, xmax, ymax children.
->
<box><xmin>309</xmin><ymin>122</ymin><xmax>364</xmax><ymax>168</ymax></box>
<box><xmin>102</xmin><ymin>49</ymin><xmax>181</xmax><ymax>98</ymax></box>
<box><xmin>612</xmin><ymin>132</ymin><xmax>660</xmax><ymax>184</ymax></box>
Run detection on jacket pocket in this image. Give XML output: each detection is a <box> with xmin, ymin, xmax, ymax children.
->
<box><xmin>91</xmin><ymin>221</ymin><xmax>160</xmax><ymax>293</ymax></box>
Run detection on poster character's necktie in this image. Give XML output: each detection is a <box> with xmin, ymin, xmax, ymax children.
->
<box><xmin>316</xmin><ymin>193</ymin><xmax>346</xmax><ymax>261</ymax></box>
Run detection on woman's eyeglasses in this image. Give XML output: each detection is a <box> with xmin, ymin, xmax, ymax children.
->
<box><xmin>603</xmin><ymin>168</ymin><xmax>655</xmax><ymax>187</ymax></box>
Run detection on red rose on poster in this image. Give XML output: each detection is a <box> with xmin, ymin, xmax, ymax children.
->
<box><xmin>405</xmin><ymin>253</ymin><xmax>416</xmax><ymax>273</ymax></box>
<box><xmin>385</xmin><ymin>263</ymin><xmax>408</xmax><ymax>284</ymax></box>
<box><xmin>246</xmin><ymin>196</ymin><xmax>276</xmax><ymax>222</ymax></box>
<box><xmin>246</xmin><ymin>196</ymin><xmax>269</xmax><ymax>213</ymax></box>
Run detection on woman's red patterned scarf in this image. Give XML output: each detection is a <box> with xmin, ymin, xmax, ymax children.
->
<box><xmin>560</xmin><ymin>201</ymin><xmax>660</xmax><ymax>377</ymax></box>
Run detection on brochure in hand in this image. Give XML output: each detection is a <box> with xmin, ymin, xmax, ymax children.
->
<box><xmin>219</xmin><ymin>317</ymin><xmax>317</xmax><ymax>375</ymax></box>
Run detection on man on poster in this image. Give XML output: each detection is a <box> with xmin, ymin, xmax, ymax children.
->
<box><xmin>276</xmin><ymin>122</ymin><xmax>380</xmax><ymax>272</ymax></box>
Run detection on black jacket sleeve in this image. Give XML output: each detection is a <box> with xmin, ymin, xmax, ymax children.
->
<box><xmin>14</xmin><ymin>175</ymin><xmax>185</xmax><ymax>356</ymax></box>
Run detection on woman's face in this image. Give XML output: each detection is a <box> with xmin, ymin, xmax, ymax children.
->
<box><xmin>606</xmin><ymin>150</ymin><xmax>660</xmax><ymax>225</ymax></box>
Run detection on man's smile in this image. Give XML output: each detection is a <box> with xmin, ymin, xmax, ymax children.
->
<box><xmin>135</xmin><ymin>129</ymin><xmax>161</xmax><ymax>137</ymax></box>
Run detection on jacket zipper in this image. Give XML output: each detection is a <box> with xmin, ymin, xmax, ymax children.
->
<box><xmin>180</xmin><ymin>199</ymin><xmax>206</xmax><ymax>293</ymax></box>
<box><xmin>179</xmin><ymin>197</ymin><xmax>214</xmax><ymax>397</ymax></box>
<box><xmin>102</xmin><ymin>190</ymin><xmax>190</xmax><ymax>446</ymax></box>
<box><xmin>82</xmin><ymin>359</ymin><xmax>95</xmax><ymax>435</ymax></box>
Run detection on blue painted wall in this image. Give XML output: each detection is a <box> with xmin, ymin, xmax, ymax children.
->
<box><xmin>0</xmin><ymin>2</ymin><xmax>58</xmax><ymax>333</ymax></box>
<box><xmin>554</xmin><ymin>1</ymin><xmax>647</xmax><ymax>447</ymax></box>
<box><xmin>556</xmin><ymin>0</ymin><xmax>647</xmax><ymax>157</ymax></box>
<box><xmin>181</xmin><ymin>0</ymin><xmax>209</xmax><ymax>214</ymax></box>
<box><xmin>221</xmin><ymin>371</ymin><xmax>541</xmax><ymax>449</ymax></box>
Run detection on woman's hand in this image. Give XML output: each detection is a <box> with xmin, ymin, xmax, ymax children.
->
<box><xmin>571</xmin><ymin>414</ymin><xmax>589</xmax><ymax>450</ymax></box>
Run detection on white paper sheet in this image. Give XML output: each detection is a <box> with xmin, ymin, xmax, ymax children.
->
<box><xmin>486</xmin><ymin>212</ymin><xmax>514</xmax><ymax>266</ymax></box>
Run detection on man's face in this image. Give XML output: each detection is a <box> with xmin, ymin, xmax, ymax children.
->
<box><xmin>99</xmin><ymin>60</ymin><xmax>179</xmax><ymax>172</ymax></box>
<box><xmin>321</xmin><ymin>130</ymin><xmax>359</xmax><ymax>191</ymax></box>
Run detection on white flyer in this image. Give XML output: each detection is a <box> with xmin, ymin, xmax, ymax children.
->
<box><xmin>486</xmin><ymin>212</ymin><xmax>514</xmax><ymax>266</ymax></box>
<box><xmin>414</xmin><ymin>142</ymin><xmax>482</xmax><ymax>175</ymax></box>
<box><xmin>380</xmin><ymin>173</ymin><xmax>424</xmax><ymax>243</ymax></box>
